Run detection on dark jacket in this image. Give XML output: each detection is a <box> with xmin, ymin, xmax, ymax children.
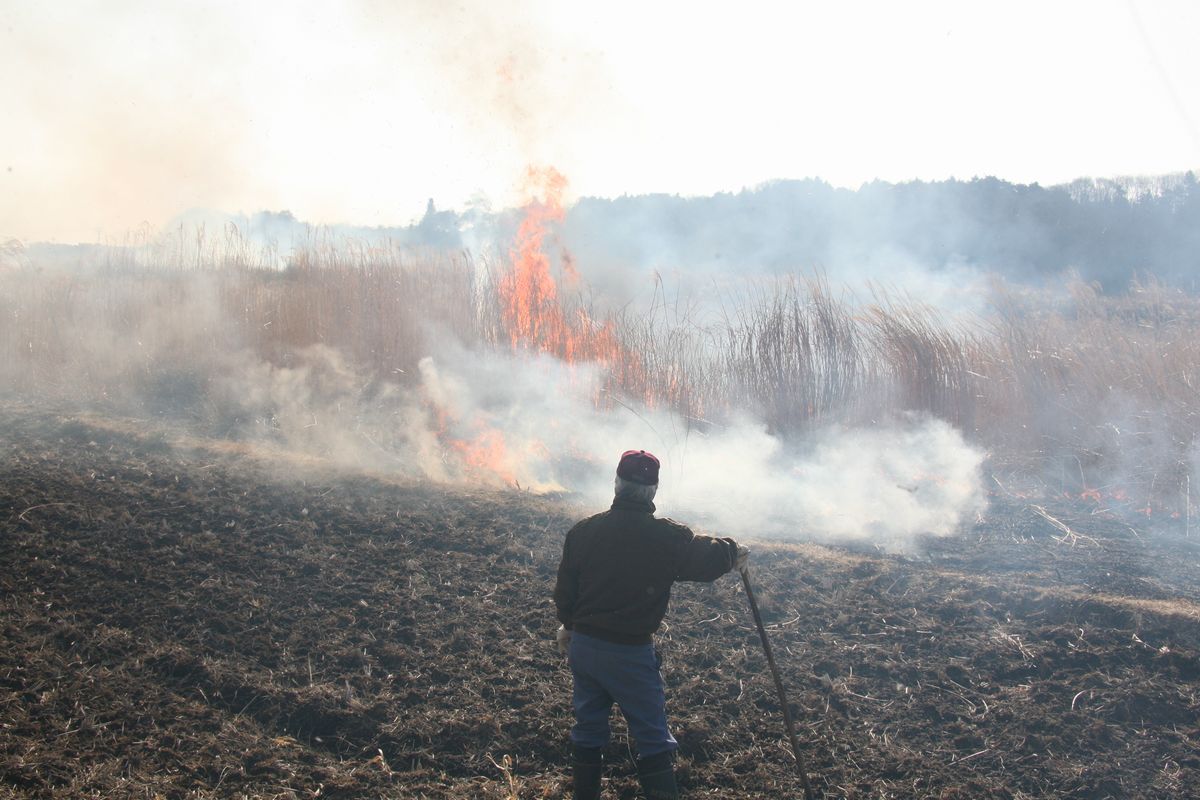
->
<box><xmin>553</xmin><ymin>496</ymin><xmax>738</xmax><ymax>645</ymax></box>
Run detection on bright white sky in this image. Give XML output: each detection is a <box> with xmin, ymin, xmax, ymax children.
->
<box><xmin>2</xmin><ymin>0</ymin><xmax>1198</xmax><ymax>243</ymax></box>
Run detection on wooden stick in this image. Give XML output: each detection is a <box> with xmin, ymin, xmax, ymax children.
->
<box><xmin>740</xmin><ymin>566</ymin><xmax>819</xmax><ymax>800</ymax></box>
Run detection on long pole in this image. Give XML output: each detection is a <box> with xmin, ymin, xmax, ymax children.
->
<box><xmin>740</xmin><ymin>566</ymin><xmax>819</xmax><ymax>800</ymax></box>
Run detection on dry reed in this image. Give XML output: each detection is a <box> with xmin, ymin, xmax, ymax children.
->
<box><xmin>5</xmin><ymin>240</ymin><xmax>1200</xmax><ymax>514</ymax></box>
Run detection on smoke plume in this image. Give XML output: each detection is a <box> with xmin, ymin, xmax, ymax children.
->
<box><xmin>408</xmin><ymin>346</ymin><xmax>987</xmax><ymax>552</ymax></box>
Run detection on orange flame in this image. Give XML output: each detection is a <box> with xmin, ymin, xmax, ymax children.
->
<box><xmin>451</xmin><ymin>428</ymin><xmax>517</xmax><ymax>486</ymax></box>
<box><xmin>429</xmin><ymin>165</ymin><xmax>690</xmax><ymax>487</ymax></box>
<box><xmin>497</xmin><ymin>166</ymin><xmax>620</xmax><ymax>364</ymax></box>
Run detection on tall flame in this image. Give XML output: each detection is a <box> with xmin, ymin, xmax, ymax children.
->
<box><xmin>428</xmin><ymin>166</ymin><xmax>681</xmax><ymax>488</ymax></box>
<box><xmin>497</xmin><ymin>166</ymin><xmax>618</xmax><ymax>363</ymax></box>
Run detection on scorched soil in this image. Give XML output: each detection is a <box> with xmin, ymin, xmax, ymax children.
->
<box><xmin>2</xmin><ymin>405</ymin><xmax>1198</xmax><ymax>799</ymax></box>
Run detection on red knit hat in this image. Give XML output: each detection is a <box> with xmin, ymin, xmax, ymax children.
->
<box><xmin>617</xmin><ymin>449</ymin><xmax>660</xmax><ymax>485</ymax></box>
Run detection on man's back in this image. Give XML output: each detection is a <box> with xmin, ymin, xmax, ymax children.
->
<box><xmin>554</xmin><ymin>496</ymin><xmax>736</xmax><ymax>644</ymax></box>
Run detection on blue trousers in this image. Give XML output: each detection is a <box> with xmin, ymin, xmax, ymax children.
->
<box><xmin>568</xmin><ymin>632</ymin><xmax>678</xmax><ymax>758</ymax></box>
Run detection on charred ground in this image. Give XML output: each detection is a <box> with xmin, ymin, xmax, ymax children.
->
<box><xmin>2</xmin><ymin>404</ymin><xmax>1199</xmax><ymax>799</ymax></box>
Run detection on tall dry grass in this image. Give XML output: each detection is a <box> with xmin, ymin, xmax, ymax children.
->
<box><xmin>234</xmin><ymin>240</ymin><xmax>479</xmax><ymax>377</ymax></box>
<box><xmin>863</xmin><ymin>292</ymin><xmax>980</xmax><ymax>431</ymax></box>
<box><xmin>716</xmin><ymin>276</ymin><xmax>865</xmax><ymax>432</ymax></box>
<box><xmin>976</xmin><ymin>276</ymin><xmax>1200</xmax><ymax>503</ymax></box>
<box><xmin>0</xmin><ymin>239</ymin><xmax>477</xmax><ymax>412</ymax></box>
<box><xmin>5</xmin><ymin>237</ymin><xmax>1200</xmax><ymax>512</ymax></box>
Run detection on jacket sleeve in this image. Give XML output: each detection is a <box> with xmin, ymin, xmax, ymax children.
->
<box><xmin>674</xmin><ymin>528</ymin><xmax>739</xmax><ymax>582</ymax></box>
<box><xmin>553</xmin><ymin>530</ymin><xmax>579</xmax><ymax>628</ymax></box>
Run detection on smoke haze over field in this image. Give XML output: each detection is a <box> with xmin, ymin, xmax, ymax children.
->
<box><xmin>5</xmin><ymin>1</ymin><xmax>1200</xmax><ymax>550</ymax></box>
<box><xmin>415</xmin><ymin>350</ymin><xmax>987</xmax><ymax>552</ymax></box>
<box><xmin>0</xmin><ymin>260</ymin><xmax>991</xmax><ymax>552</ymax></box>
<box><xmin>24</xmin><ymin>171</ymin><xmax>1192</xmax><ymax>306</ymax></box>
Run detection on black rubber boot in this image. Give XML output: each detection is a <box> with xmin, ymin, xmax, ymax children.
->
<box><xmin>571</xmin><ymin>745</ymin><xmax>603</xmax><ymax>800</ymax></box>
<box><xmin>636</xmin><ymin>750</ymin><xmax>679</xmax><ymax>799</ymax></box>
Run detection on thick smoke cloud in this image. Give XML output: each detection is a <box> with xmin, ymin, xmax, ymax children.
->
<box><xmin>1</xmin><ymin>257</ymin><xmax>987</xmax><ymax>553</ymax></box>
<box><xmin>411</xmin><ymin>347</ymin><xmax>987</xmax><ymax>552</ymax></box>
<box><xmin>663</xmin><ymin>415</ymin><xmax>987</xmax><ymax>551</ymax></box>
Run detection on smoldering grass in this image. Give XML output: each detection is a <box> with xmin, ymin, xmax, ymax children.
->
<box><xmin>7</xmin><ymin>236</ymin><xmax>1200</xmax><ymax>515</ymax></box>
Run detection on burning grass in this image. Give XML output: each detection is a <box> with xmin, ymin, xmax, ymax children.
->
<box><xmin>5</xmin><ymin>199</ymin><xmax>1200</xmax><ymax>519</ymax></box>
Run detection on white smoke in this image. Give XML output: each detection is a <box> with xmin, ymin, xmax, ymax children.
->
<box><xmin>2</xmin><ymin>262</ymin><xmax>988</xmax><ymax>554</ymax></box>
<box><xmin>412</xmin><ymin>347</ymin><xmax>987</xmax><ymax>553</ymax></box>
<box><xmin>661</xmin><ymin>415</ymin><xmax>987</xmax><ymax>552</ymax></box>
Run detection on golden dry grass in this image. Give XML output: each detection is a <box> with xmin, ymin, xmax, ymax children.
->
<box><xmin>5</xmin><ymin>241</ymin><xmax>1200</xmax><ymax>511</ymax></box>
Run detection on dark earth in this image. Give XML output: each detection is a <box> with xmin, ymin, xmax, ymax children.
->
<box><xmin>2</xmin><ymin>402</ymin><xmax>1199</xmax><ymax>799</ymax></box>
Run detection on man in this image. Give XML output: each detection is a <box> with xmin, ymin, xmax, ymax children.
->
<box><xmin>553</xmin><ymin>449</ymin><xmax>748</xmax><ymax>800</ymax></box>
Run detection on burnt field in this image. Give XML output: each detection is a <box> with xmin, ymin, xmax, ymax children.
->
<box><xmin>2</xmin><ymin>404</ymin><xmax>1199</xmax><ymax>799</ymax></box>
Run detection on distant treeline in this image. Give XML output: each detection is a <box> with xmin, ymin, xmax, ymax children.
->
<box><xmin>556</xmin><ymin>173</ymin><xmax>1200</xmax><ymax>289</ymax></box>
<box><xmin>18</xmin><ymin>173</ymin><xmax>1200</xmax><ymax>290</ymax></box>
<box><xmin>434</xmin><ymin>172</ymin><xmax>1200</xmax><ymax>290</ymax></box>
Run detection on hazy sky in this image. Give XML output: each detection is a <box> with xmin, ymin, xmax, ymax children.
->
<box><xmin>3</xmin><ymin>0</ymin><xmax>1198</xmax><ymax>243</ymax></box>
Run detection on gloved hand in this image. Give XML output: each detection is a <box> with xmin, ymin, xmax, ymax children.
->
<box><xmin>556</xmin><ymin>624</ymin><xmax>572</xmax><ymax>656</ymax></box>
<box><xmin>734</xmin><ymin>545</ymin><xmax>750</xmax><ymax>573</ymax></box>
